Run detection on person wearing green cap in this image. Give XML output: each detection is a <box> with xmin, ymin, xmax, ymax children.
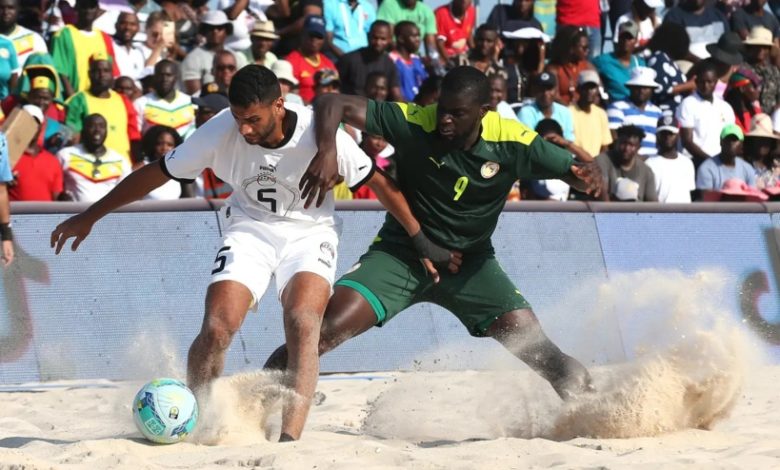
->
<box><xmin>695</xmin><ymin>123</ymin><xmax>758</xmax><ymax>193</ymax></box>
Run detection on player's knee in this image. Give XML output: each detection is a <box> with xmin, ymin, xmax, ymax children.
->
<box><xmin>283</xmin><ymin>309</ymin><xmax>322</xmax><ymax>339</ymax></box>
<box><xmin>200</xmin><ymin>312</ymin><xmax>241</xmax><ymax>350</ymax></box>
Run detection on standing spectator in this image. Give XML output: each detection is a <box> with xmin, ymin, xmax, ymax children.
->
<box><xmin>285</xmin><ymin>15</ymin><xmax>336</xmax><ymax>104</ymax></box>
<box><xmin>662</xmin><ymin>0</ymin><xmax>730</xmax><ymax>61</ymax></box>
<box><xmin>181</xmin><ymin>10</ymin><xmax>248</xmax><ymax>95</ymax></box>
<box><xmin>389</xmin><ymin>21</ymin><xmax>427</xmax><ymax>101</ymax></box>
<box><xmin>706</xmin><ymin>32</ymin><xmax>745</xmax><ymax>100</ymax></box>
<box><xmin>324</xmin><ymin>0</ymin><xmax>376</xmax><ymax>59</ymax></box>
<box><xmin>0</xmin><ymin>0</ymin><xmax>47</xmax><ymax>67</ymax></box>
<box><xmin>593</xmin><ymin>20</ymin><xmax>645</xmax><ymax>102</ymax></box>
<box><xmin>0</xmin><ymin>28</ymin><xmax>17</xmax><ymax>100</ymax></box>
<box><xmin>250</xmin><ymin>20</ymin><xmax>279</xmax><ymax>68</ymax></box>
<box><xmin>502</xmin><ymin>32</ymin><xmax>547</xmax><ymax>103</ymax></box>
<box><xmin>65</xmin><ymin>54</ymin><xmax>141</xmax><ymax>164</ymax></box>
<box><xmin>613</xmin><ymin>0</ymin><xmax>661</xmax><ymax>53</ymax></box>
<box><xmin>139</xmin><ymin>11</ymin><xmax>180</xmax><ymax>69</ymax></box>
<box><xmin>0</xmin><ymin>129</ymin><xmax>12</xmax><ymax>265</ymax></box>
<box><xmin>205</xmin><ymin>50</ymin><xmax>239</xmax><ymax>95</ymax></box>
<box><xmin>731</xmin><ymin>0</ymin><xmax>780</xmax><ymax>42</ymax></box>
<box><xmin>51</xmin><ymin>0</ymin><xmax>119</xmax><ymax>96</ymax></box>
<box><xmin>677</xmin><ymin>61</ymin><xmax>737</xmax><ymax>165</ymax></box>
<box><xmin>517</xmin><ymin>72</ymin><xmax>575</xmax><ymax>140</ymax></box>
<box><xmin>58</xmin><ymin>113</ymin><xmax>131</xmax><ymax>202</ymax></box>
<box><xmin>569</xmin><ymin>70</ymin><xmax>612</xmax><ymax>157</ymax></box>
<box><xmin>8</xmin><ymin>104</ymin><xmax>63</xmax><ymax>201</ymax></box>
<box><xmin>645</xmin><ymin>113</ymin><xmax>696</xmax><ymax>202</ymax></box>
<box><xmin>645</xmin><ymin>22</ymin><xmax>695</xmax><ymax>113</ymax></box>
<box><xmin>112</xmin><ymin>12</ymin><xmax>144</xmax><ymax>81</ymax></box>
<box><xmin>544</xmin><ymin>26</ymin><xmax>594</xmax><ymax>106</ymax></box>
<box><xmin>134</xmin><ymin>60</ymin><xmax>196</xmax><ymax>138</ymax></box>
<box><xmin>488</xmin><ymin>74</ymin><xmax>520</xmax><ymax>121</ymax></box>
<box><xmin>154</xmin><ymin>0</ymin><xmax>200</xmax><ymax>51</ymax></box>
<box><xmin>607</xmin><ymin>66</ymin><xmax>663</xmax><ymax>157</ymax></box>
<box><xmin>450</xmin><ymin>24</ymin><xmax>507</xmax><ymax>79</ymax></box>
<box><xmin>377</xmin><ymin>0</ymin><xmax>438</xmax><ymax>65</ymax></box>
<box><xmin>724</xmin><ymin>67</ymin><xmax>763</xmax><ymax>132</ymax></box>
<box><xmin>486</xmin><ymin>0</ymin><xmax>543</xmax><ymax>34</ymax></box>
<box><xmin>140</xmin><ymin>125</ymin><xmax>193</xmax><ymax>200</ymax></box>
<box><xmin>696</xmin><ymin>124</ymin><xmax>757</xmax><ymax>191</ymax></box>
<box><xmin>221</xmin><ymin>0</ymin><xmax>275</xmax><ymax>53</ymax></box>
<box><xmin>535</xmin><ymin>0</ymin><xmax>556</xmax><ymax>36</ymax></box>
<box><xmin>597</xmin><ymin>124</ymin><xmax>658</xmax><ymax>201</ymax></box>
<box><xmin>271</xmin><ymin>59</ymin><xmax>304</xmax><ymax>105</ymax></box>
<box><xmin>743</xmin><ymin>26</ymin><xmax>780</xmax><ymax>113</ymax></box>
<box><xmin>556</xmin><ymin>0</ymin><xmax>601</xmax><ymax>58</ymax></box>
<box><xmin>267</xmin><ymin>0</ymin><xmax>323</xmax><ymax>58</ymax></box>
<box><xmin>434</xmin><ymin>0</ymin><xmax>476</xmax><ymax>64</ymax></box>
<box><xmin>337</xmin><ymin>20</ymin><xmax>400</xmax><ymax>98</ymax></box>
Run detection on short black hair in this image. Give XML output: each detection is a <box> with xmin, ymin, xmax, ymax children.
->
<box><xmin>535</xmin><ymin>118</ymin><xmax>563</xmax><ymax>137</ymax></box>
<box><xmin>475</xmin><ymin>23</ymin><xmax>498</xmax><ymax>38</ymax></box>
<box><xmin>228</xmin><ymin>64</ymin><xmax>281</xmax><ymax>107</ymax></box>
<box><xmin>83</xmin><ymin>113</ymin><xmax>106</xmax><ymax>127</ymax></box>
<box><xmin>371</xmin><ymin>20</ymin><xmax>391</xmax><ymax>33</ymax></box>
<box><xmin>155</xmin><ymin>59</ymin><xmax>178</xmax><ymax>75</ymax></box>
<box><xmin>441</xmin><ymin>66</ymin><xmax>490</xmax><ymax>105</ymax></box>
<box><xmin>394</xmin><ymin>20</ymin><xmax>417</xmax><ymax>38</ymax></box>
<box><xmin>694</xmin><ymin>58</ymin><xmax>719</xmax><ymax>78</ymax></box>
<box><xmin>616</xmin><ymin>124</ymin><xmax>645</xmax><ymax>141</ymax></box>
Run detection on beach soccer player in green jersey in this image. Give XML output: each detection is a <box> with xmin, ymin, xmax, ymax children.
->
<box><xmin>272</xmin><ymin>66</ymin><xmax>604</xmax><ymax>400</ymax></box>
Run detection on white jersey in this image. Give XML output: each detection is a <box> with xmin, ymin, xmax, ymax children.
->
<box><xmin>161</xmin><ymin>102</ymin><xmax>373</xmax><ymax>225</ymax></box>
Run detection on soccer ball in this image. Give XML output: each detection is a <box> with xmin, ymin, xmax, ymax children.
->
<box><xmin>132</xmin><ymin>378</ymin><xmax>199</xmax><ymax>444</ymax></box>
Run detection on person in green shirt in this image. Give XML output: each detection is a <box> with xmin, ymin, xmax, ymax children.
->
<box><xmin>377</xmin><ymin>0</ymin><xmax>441</xmax><ymax>70</ymax></box>
<box><xmin>271</xmin><ymin>66</ymin><xmax>603</xmax><ymax>401</ymax></box>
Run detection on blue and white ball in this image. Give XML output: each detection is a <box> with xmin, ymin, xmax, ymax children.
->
<box><xmin>132</xmin><ymin>378</ymin><xmax>198</xmax><ymax>444</ymax></box>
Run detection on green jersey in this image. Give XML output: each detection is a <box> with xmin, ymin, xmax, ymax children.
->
<box><xmin>365</xmin><ymin>100</ymin><xmax>574</xmax><ymax>254</ymax></box>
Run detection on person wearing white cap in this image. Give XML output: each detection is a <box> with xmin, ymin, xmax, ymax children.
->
<box><xmin>743</xmin><ymin>26</ymin><xmax>780</xmax><ymax>113</ymax></box>
<box><xmin>645</xmin><ymin>112</ymin><xmax>696</xmax><ymax>202</ymax></box>
<box><xmin>607</xmin><ymin>66</ymin><xmax>663</xmax><ymax>157</ymax></box>
<box><xmin>181</xmin><ymin>10</ymin><xmax>248</xmax><ymax>95</ymax></box>
<box><xmin>731</xmin><ymin>0</ymin><xmax>780</xmax><ymax>43</ymax></box>
<box><xmin>613</xmin><ymin>0</ymin><xmax>663</xmax><ymax>51</ymax></box>
<box><xmin>569</xmin><ymin>69</ymin><xmax>612</xmax><ymax>157</ymax></box>
<box><xmin>270</xmin><ymin>59</ymin><xmax>304</xmax><ymax>105</ymax></box>
<box><xmin>249</xmin><ymin>20</ymin><xmax>279</xmax><ymax>69</ymax></box>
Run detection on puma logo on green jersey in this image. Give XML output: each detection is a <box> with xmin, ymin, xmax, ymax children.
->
<box><xmin>429</xmin><ymin>156</ymin><xmax>445</xmax><ymax>168</ymax></box>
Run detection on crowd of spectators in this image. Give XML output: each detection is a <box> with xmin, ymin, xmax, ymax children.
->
<box><xmin>4</xmin><ymin>0</ymin><xmax>780</xmax><ymax>204</ymax></box>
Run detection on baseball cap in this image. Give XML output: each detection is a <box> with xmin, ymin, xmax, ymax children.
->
<box><xmin>304</xmin><ymin>15</ymin><xmax>326</xmax><ymax>37</ymax></box>
<box><xmin>201</xmin><ymin>10</ymin><xmax>231</xmax><ymax>27</ymax></box>
<box><xmin>577</xmin><ymin>70</ymin><xmax>601</xmax><ymax>87</ymax></box>
<box><xmin>657</xmin><ymin>113</ymin><xmax>679</xmax><ymax>134</ymax></box>
<box><xmin>315</xmin><ymin>69</ymin><xmax>340</xmax><ymax>87</ymax></box>
<box><xmin>617</xmin><ymin>20</ymin><xmax>639</xmax><ymax>39</ymax></box>
<box><xmin>535</xmin><ymin>72</ymin><xmax>557</xmax><ymax>89</ymax></box>
<box><xmin>721</xmin><ymin>123</ymin><xmax>744</xmax><ymax>141</ymax></box>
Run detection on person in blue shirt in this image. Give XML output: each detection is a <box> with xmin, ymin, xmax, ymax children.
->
<box><xmin>0</xmin><ymin>131</ymin><xmax>14</xmax><ymax>266</ymax></box>
<box><xmin>0</xmin><ymin>35</ymin><xmax>18</xmax><ymax>100</ymax></box>
<box><xmin>389</xmin><ymin>21</ymin><xmax>428</xmax><ymax>101</ymax></box>
<box><xmin>324</xmin><ymin>0</ymin><xmax>377</xmax><ymax>59</ymax></box>
<box><xmin>696</xmin><ymin>124</ymin><xmax>758</xmax><ymax>191</ymax></box>
<box><xmin>517</xmin><ymin>72</ymin><xmax>575</xmax><ymax>141</ymax></box>
<box><xmin>593</xmin><ymin>20</ymin><xmax>645</xmax><ymax>102</ymax></box>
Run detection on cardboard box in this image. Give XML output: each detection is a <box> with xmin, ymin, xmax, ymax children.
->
<box><xmin>1</xmin><ymin>107</ymin><xmax>41</xmax><ymax>168</ymax></box>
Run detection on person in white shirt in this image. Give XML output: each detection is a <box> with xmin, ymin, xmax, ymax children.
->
<box><xmin>58</xmin><ymin>113</ymin><xmax>131</xmax><ymax>202</ymax></box>
<box><xmin>133</xmin><ymin>60</ymin><xmax>196</xmax><ymax>137</ymax></box>
<box><xmin>645</xmin><ymin>113</ymin><xmax>695</xmax><ymax>202</ymax></box>
<box><xmin>0</xmin><ymin>0</ymin><xmax>47</xmax><ymax>67</ymax></box>
<box><xmin>50</xmin><ymin>65</ymin><xmax>455</xmax><ymax>443</ymax></box>
<box><xmin>112</xmin><ymin>12</ymin><xmax>145</xmax><ymax>80</ymax></box>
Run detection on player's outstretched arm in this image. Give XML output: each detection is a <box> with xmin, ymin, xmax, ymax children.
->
<box><xmin>301</xmin><ymin>94</ymin><xmax>371</xmax><ymax>208</ymax></box>
<box><xmin>50</xmin><ymin>160</ymin><xmax>171</xmax><ymax>254</ymax></box>
<box><xmin>366</xmin><ymin>170</ymin><xmax>462</xmax><ymax>283</ymax></box>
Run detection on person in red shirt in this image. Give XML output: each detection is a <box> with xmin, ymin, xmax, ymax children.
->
<box><xmin>285</xmin><ymin>15</ymin><xmax>336</xmax><ymax>104</ymax></box>
<box><xmin>8</xmin><ymin>105</ymin><xmax>63</xmax><ymax>201</ymax></box>
<box><xmin>434</xmin><ymin>0</ymin><xmax>476</xmax><ymax>63</ymax></box>
<box><xmin>557</xmin><ymin>0</ymin><xmax>601</xmax><ymax>58</ymax></box>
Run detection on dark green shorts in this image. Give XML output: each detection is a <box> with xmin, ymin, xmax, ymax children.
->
<box><xmin>335</xmin><ymin>243</ymin><xmax>532</xmax><ymax>336</ymax></box>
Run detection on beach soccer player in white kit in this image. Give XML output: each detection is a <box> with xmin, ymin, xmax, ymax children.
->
<box><xmin>50</xmin><ymin>65</ymin><xmax>461</xmax><ymax>442</ymax></box>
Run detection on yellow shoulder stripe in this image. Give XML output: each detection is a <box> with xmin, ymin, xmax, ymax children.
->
<box><xmin>481</xmin><ymin>110</ymin><xmax>537</xmax><ymax>145</ymax></box>
<box><xmin>395</xmin><ymin>102</ymin><xmax>437</xmax><ymax>133</ymax></box>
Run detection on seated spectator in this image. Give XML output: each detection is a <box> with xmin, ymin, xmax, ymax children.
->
<box><xmin>140</xmin><ymin>11</ymin><xmax>182</xmax><ymax>68</ymax></box>
<box><xmin>390</xmin><ymin>21</ymin><xmax>427</xmax><ymax>102</ymax></box>
<box><xmin>364</xmin><ymin>71</ymin><xmax>389</xmax><ymax>101</ymax></box>
<box><xmin>662</xmin><ymin>0</ymin><xmax>729</xmax><ymax>61</ymax></box>
<box><xmin>140</xmin><ymin>125</ymin><xmax>193</xmax><ymax>200</ymax></box>
<box><xmin>569</xmin><ymin>70</ymin><xmax>612</xmax><ymax>157</ymax></box>
<box><xmin>725</xmin><ymin>67</ymin><xmax>763</xmax><ymax>133</ymax></box>
<box><xmin>645</xmin><ymin>113</ymin><xmax>696</xmax><ymax>202</ymax></box>
<box><xmin>593</xmin><ymin>20</ymin><xmax>645</xmax><ymax>102</ymax></box>
<box><xmin>517</xmin><ymin>72</ymin><xmax>575</xmax><ymax>141</ymax></box>
<box><xmin>314</xmin><ymin>68</ymin><xmax>341</xmax><ymax>97</ymax></box>
<box><xmin>705</xmin><ymin>32</ymin><xmax>745</xmax><ymax>100</ymax></box>
<box><xmin>596</xmin><ymin>124</ymin><xmax>658</xmax><ymax>201</ymax></box>
<box><xmin>607</xmin><ymin>66</ymin><xmax>663</xmax><ymax>157</ymax></box>
<box><xmin>112</xmin><ymin>12</ymin><xmax>145</xmax><ymax>81</ymax></box>
<box><xmin>556</xmin><ymin>0</ymin><xmax>601</xmax><ymax>59</ymax></box>
<box><xmin>502</xmin><ymin>29</ymin><xmax>547</xmax><ymax>103</ymax></box>
<box><xmin>377</xmin><ymin>0</ymin><xmax>438</xmax><ymax>65</ymax></box>
<box><xmin>65</xmin><ymin>53</ymin><xmax>140</xmax><ymax>164</ymax></box>
<box><xmin>286</xmin><ymin>15</ymin><xmax>336</xmax><ymax>104</ymax></box>
<box><xmin>250</xmin><ymin>20</ymin><xmax>279</xmax><ymax>68</ymax></box>
<box><xmin>743</xmin><ymin>113</ymin><xmax>780</xmax><ymax>187</ymax></box>
<box><xmin>220</xmin><ymin>0</ymin><xmax>275</xmax><ymax>54</ymax></box>
<box><xmin>205</xmin><ymin>49</ymin><xmax>239</xmax><ymax>95</ymax></box>
<box><xmin>190</xmin><ymin>89</ymin><xmax>233</xmax><ymax>199</ymax></box>
<box><xmin>0</xmin><ymin>28</ymin><xmax>17</xmax><ymax>100</ymax></box>
<box><xmin>58</xmin><ymin>113</ymin><xmax>131</xmax><ymax>202</ymax></box>
<box><xmin>677</xmin><ymin>60</ymin><xmax>736</xmax><ymax>166</ymax></box>
<box><xmin>181</xmin><ymin>10</ymin><xmax>248</xmax><ymax>96</ymax></box>
<box><xmin>266</xmin><ymin>0</ymin><xmax>323</xmax><ymax>58</ymax></box>
<box><xmin>544</xmin><ymin>25</ymin><xmax>594</xmax><ymax>106</ymax></box>
<box><xmin>696</xmin><ymin>124</ymin><xmax>757</xmax><ymax>192</ymax></box>
<box><xmin>113</xmin><ymin>75</ymin><xmax>140</xmax><ymax>101</ymax></box>
<box><xmin>13</xmin><ymin>54</ymin><xmax>66</xmax><ymax>119</ymax></box>
<box><xmin>352</xmin><ymin>132</ymin><xmax>395</xmax><ymax>199</ymax></box>
<box><xmin>529</xmin><ymin>118</ymin><xmax>593</xmax><ymax>201</ymax></box>
<box><xmin>0</xmin><ymin>0</ymin><xmax>47</xmax><ymax>67</ymax></box>
<box><xmin>434</xmin><ymin>0</ymin><xmax>476</xmax><ymax>64</ymax></box>
<box><xmin>645</xmin><ymin>22</ymin><xmax>695</xmax><ymax>113</ymax></box>
<box><xmin>414</xmin><ymin>75</ymin><xmax>441</xmax><ymax>105</ymax></box>
<box><xmin>337</xmin><ymin>20</ymin><xmax>400</xmax><ymax>99</ymax></box>
<box><xmin>134</xmin><ymin>60</ymin><xmax>196</xmax><ymax>138</ymax></box>
<box><xmin>743</xmin><ymin>27</ymin><xmax>780</xmax><ymax>114</ymax></box>
<box><xmin>271</xmin><ymin>59</ymin><xmax>304</xmax><ymax>105</ymax></box>
<box><xmin>7</xmin><ymin>104</ymin><xmax>63</xmax><ymax>201</ymax></box>
<box><xmin>488</xmin><ymin>74</ymin><xmax>519</xmax><ymax>121</ymax></box>
<box><xmin>614</xmin><ymin>0</ymin><xmax>661</xmax><ymax>53</ymax></box>
<box><xmin>731</xmin><ymin>0</ymin><xmax>780</xmax><ymax>43</ymax></box>
<box><xmin>485</xmin><ymin>0</ymin><xmax>543</xmax><ymax>34</ymax></box>
<box><xmin>324</xmin><ymin>0</ymin><xmax>376</xmax><ymax>59</ymax></box>
<box><xmin>450</xmin><ymin>24</ymin><xmax>507</xmax><ymax>79</ymax></box>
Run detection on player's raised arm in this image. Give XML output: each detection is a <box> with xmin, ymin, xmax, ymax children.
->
<box><xmin>50</xmin><ymin>160</ymin><xmax>170</xmax><ymax>254</ymax></box>
<box><xmin>300</xmin><ymin>94</ymin><xmax>370</xmax><ymax>208</ymax></box>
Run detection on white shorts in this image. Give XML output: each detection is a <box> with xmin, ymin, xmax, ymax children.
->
<box><xmin>210</xmin><ymin>206</ymin><xmax>339</xmax><ymax>307</ymax></box>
